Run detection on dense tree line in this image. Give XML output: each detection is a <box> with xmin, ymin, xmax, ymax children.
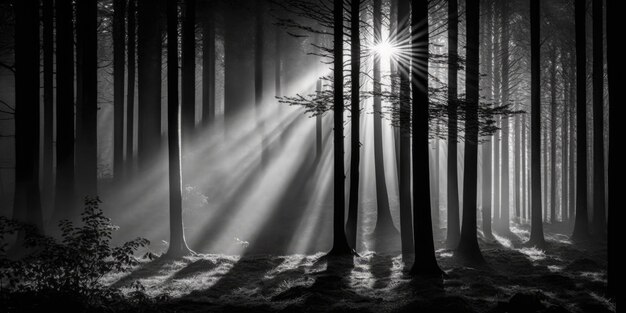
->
<box><xmin>0</xmin><ymin>0</ymin><xmax>615</xmax><ymax>292</ymax></box>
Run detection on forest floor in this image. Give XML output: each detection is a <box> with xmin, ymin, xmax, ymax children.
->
<box><xmin>104</xmin><ymin>223</ymin><xmax>612</xmax><ymax>313</ymax></box>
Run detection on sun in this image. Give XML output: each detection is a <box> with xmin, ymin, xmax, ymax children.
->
<box><xmin>370</xmin><ymin>40</ymin><xmax>398</xmax><ymax>60</ymax></box>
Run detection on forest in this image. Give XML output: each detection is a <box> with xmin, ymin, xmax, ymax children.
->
<box><xmin>0</xmin><ymin>0</ymin><xmax>620</xmax><ymax>312</ymax></box>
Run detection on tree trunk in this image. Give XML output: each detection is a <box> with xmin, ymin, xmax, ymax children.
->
<box><xmin>53</xmin><ymin>0</ymin><xmax>76</xmax><ymax>223</ymax></box>
<box><xmin>568</xmin><ymin>59</ymin><xmax>576</xmax><ymax>224</ymax></box>
<box><xmin>201</xmin><ymin>1</ymin><xmax>215</xmax><ymax>127</ymax></box>
<box><xmin>13</xmin><ymin>0</ymin><xmax>43</xmax><ymax>234</ymax></box>
<box><xmin>126</xmin><ymin>0</ymin><xmax>136</xmax><ymax>176</ymax></box>
<box><xmin>543</xmin><ymin>124</ymin><xmax>547</xmax><ymax>222</ymax></box>
<box><xmin>137</xmin><ymin>0</ymin><xmax>163</xmax><ymax>172</ymax></box>
<box><xmin>182</xmin><ymin>0</ymin><xmax>196</xmax><ymax>148</ymax></box>
<box><xmin>481</xmin><ymin>0</ymin><xmax>493</xmax><ymax>239</ymax></box>
<box><xmin>514</xmin><ymin>107</ymin><xmax>521</xmax><ymax>220</ymax></box>
<box><xmin>328</xmin><ymin>0</ymin><xmax>352</xmax><ymax>256</ymax></box>
<box><xmin>592</xmin><ymin>0</ymin><xmax>605</xmax><ymax>237</ymax></box>
<box><xmin>390</xmin><ymin>0</ymin><xmax>400</xmax><ymax>191</ymax></box>
<box><xmin>606</xmin><ymin>0</ymin><xmax>620</xmax><ymax>298</ymax></box>
<box><xmin>550</xmin><ymin>47</ymin><xmax>557</xmax><ymax>223</ymax></box>
<box><xmin>528</xmin><ymin>0</ymin><xmax>545</xmax><ymax>246</ymax></box>
<box><xmin>76</xmin><ymin>0</ymin><xmax>98</xmax><ymax>199</ymax></box>
<box><xmin>446</xmin><ymin>0</ymin><xmax>460</xmax><ymax>249</ymax></box>
<box><xmin>346</xmin><ymin>0</ymin><xmax>361</xmax><ymax>250</ymax></box>
<box><xmin>410</xmin><ymin>0</ymin><xmax>442</xmax><ymax>277</ymax></box>
<box><xmin>166</xmin><ymin>0</ymin><xmax>192</xmax><ymax>257</ymax></box>
<box><xmin>42</xmin><ymin>0</ymin><xmax>54</xmax><ymax>208</ymax></box>
<box><xmin>371</xmin><ymin>0</ymin><xmax>398</xmax><ymax>250</ymax></box>
<box><xmin>520</xmin><ymin>113</ymin><xmax>529</xmax><ymax>222</ymax></box>
<box><xmin>499</xmin><ymin>0</ymin><xmax>510</xmax><ymax>232</ymax></box>
<box><xmin>456</xmin><ymin>0</ymin><xmax>484</xmax><ymax>265</ymax></box>
<box><xmin>561</xmin><ymin>52</ymin><xmax>569</xmax><ymax>222</ymax></box>
<box><xmin>113</xmin><ymin>0</ymin><xmax>126</xmax><ymax>181</ymax></box>
<box><xmin>255</xmin><ymin>0</ymin><xmax>267</xmax><ymax>166</ymax></box>
<box><xmin>398</xmin><ymin>0</ymin><xmax>414</xmax><ymax>257</ymax></box>
<box><xmin>572</xmin><ymin>0</ymin><xmax>589</xmax><ymax>240</ymax></box>
<box><xmin>492</xmin><ymin>1</ymin><xmax>501</xmax><ymax>225</ymax></box>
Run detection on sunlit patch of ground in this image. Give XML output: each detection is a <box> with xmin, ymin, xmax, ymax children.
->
<box><xmin>103</xmin><ymin>231</ymin><xmax>612</xmax><ymax>312</ymax></box>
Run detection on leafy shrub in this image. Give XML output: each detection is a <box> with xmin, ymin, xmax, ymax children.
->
<box><xmin>0</xmin><ymin>197</ymin><xmax>153</xmax><ymax>311</ymax></box>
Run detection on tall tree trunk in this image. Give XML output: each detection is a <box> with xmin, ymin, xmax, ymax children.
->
<box><xmin>592</xmin><ymin>0</ymin><xmax>605</xmax><ymax>236</ymax></box>
<box><xmin>550</xmin><ymin>47</ymin><xmax>557</xmax><ymax>223</ymax></box>
<box><xmin>456</xmin><ymin>0</ymin><xmax>484</xmax><ymax>265</ymax></box>
<box><xmin>42</xmin><ymin>0</ymin><xmax>54</xmax><ymax>208</ymax></box>
<box><xmin>53</xmin><ymin>0</ymin><xmax>76</xmax><ymax>223</ymax></box>
<box><xmin>371</xmin><ymin>0</ymin><xmax>398</xmax><ymax>249</ymax></box>
<box><xmin>346</xmin><ymin>0</ymin><xmax>361</xmax><ymax>250</ymax></box>
<box><xmin>76</xmin><ymin>0</ymin><xmax>98</xmax><ymax>200</ymax></box>
<box><xmin>398</xmin><ymin>0</ymin><xmax>414</xmax><ymax>257</ymax></box>
<box><xmin>521</xmin><ymin>113</ymin><xmax>527</xmax><ymax>222</ymax></box>
<box><xmin>137</xmin><ymin>0</ymin><xmax>163</xmax><ymax>172</ymax></box>
<box><xmin>499</xmin><ymin>0</ymin><xmax>510</xmax><ymax>231</ymax></box>
<box><xmin>492</xmin><ymin>0</ymin><xmax>501</xmax><ymax>225</ymax></box>
<box><xmin>201</xmin><ymin>1</ymin><xmax>215</xmax><ymax>127</ymax></box>
<box><xmin>114</xmin><ymin>0</ymin><xmax>126</xmax><ymax>181</ymax></box>
<box><xmin>542</xmin><ymin>123</ymin><xmax>548</xmax><ymax>221</ymax></box>
<box><xmin>13</xmin><ymin>0</ymin><xmax>43</xmax><ymax>234</ymax></box>
<box><xmin>255</xmin><ymin>0</ymin><xmax>267</xmax><ymax>166</ymax></box>
<box><xmin>410</xmin><ymin>0</ymin><xmax>442</xmax><ymax>277</ymax></box>
<box><xmin>126</xmin><ymin>0</ymin><xmax>136</xmax><ymax>175</ymax></box>
<box><xmin>568</xmin><ymin>59</ymin><xmax>576</xmax><ymax>224</ymax></box>
<box><xmin>390</xmin><ymin>0</ymin><xmax>400</xmax><ymax>190</ymax></box>
<box><xmin>481</xmin><ymin>0</ymin><xmax>493</xmax><ymax>239</ymax></box>
<box><xmin>446</xmin><ymin>0</ymin><xmax>460</xmax><ymax>249</ymax></box>
<box><xmin>166</xmin><ymin>0</ymin><xmax>192</xmax><ymax>257</ymax></box>
<box><xmin>181</xmin><ymin>0</ymin><xmax>196</xmax><ymax>147</ymax></box>
<box><xmin>433</xmin><ymin>126</ymin><xmax>440</xmax><ymax>232</ymax></box>
<box><xmin>328</xmin><ymin>0</ymin><xmax>352</xmax><ymax>256</ymax></box>
<box><xmin>561</xmin><ymin>52</ymin><xmax>569</xmax><ymax>222</ymax></box>
<box><xmin>606</xmin><ymin>0</ymin><xmax>620</xmax><ymax>298</ymax></box>
<box><xmin>514</xmin><ymin>107</ymin><xmax>521</xmax><ymax>220</ymax></box>
<box><xmin>572</xmin><ymin>0</ymin><xmax>589</xmax><ymax>240</ymax></box>
<box><xmin>528</xmin><ymin>0</ymin><xmax>545</xmax><ymax>246</ymax></box>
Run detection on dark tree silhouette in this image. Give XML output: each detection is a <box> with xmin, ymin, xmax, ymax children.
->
<box><xmin>398</xmin><ymin>0</ymin><xmax>414</xmax><ymax>257</ymax></box>
<box><xmin>528</xmin><ymin>0</ymin><xmax>545</xmax><ymax>247</ymax></box>
<box><xmin>561</xmin><ymin>51</ymin><xmax>570</xmax><ymax>222</ymax></box>
<box><xmin>76</xmin><ymin>0</ymin><xmax>98</xmax><ymax>199</ymax></box>
<box><xmin>410</xmin><ymin>0</ymin><xmax>442</xmax><ymax>278</ymax></box>
<box><xmin>456</xmin><ymin>0</ymin><xmax>485</xmax><ymax>265</ymax></box>
<box><xmin>53</xmin><ymin>0</ymin><xmax>76</xmax><ymax>223</ymax></box>
<box><xmin>606</xmin><ymin>0</ymin><xmax>620</xmax><ymax>299</ymax></box>
<box><xmin>572</xmin><ymin>0</ymin><xmax>589</xmax><ymax>240</ymax></box>
<box><xmin>113</xmin><ymin>0</ymin><xmax>126</xmax><ymax>181</ymax></box>
<box><xmin>346</xmin><ymin>0</ymin><xmax>361</xmax><ymax>251</ymax></box>
<box><xmin>201</xmin><ymin>0</ymin><xmax>215</xmax><ymax>126</ymax></box>
<box><xmin>328</xmin><ymin>0</ymin><xmax>352</xmax><ymax>257</ymax></box>
<box><xmin>166</xmin><ymin>0</ymin><xmax>192</xmax><ymax>258</ymax></box>
<box><xmin>446</xmin><ymin>0</ymin><xmax>460</xmax><ymax>249</ymax></box>
<box><xmin>13</xmin><ymin>0</ymin><xmax>43</xmax><ymax>233</ymax></box>
<box><xmin>499</xmin><ymin>0</ymin><xmax>510</xmax><ymax>232</ymax></box>
<box><xmin>549</xmin><ymin>46</ymin><xmax>557</xmax><ymax>223</ymax></box>
<box><xmin>137</xmin><ymin>0</ymin><xmax>163</xmax><ymax>171</ymax></box>
<box><xmin>126</xmin><ymin>0</ymin><xmax>136</xmax><ymax>176</ymax></box>
<box><xmin>42</xmin><ymin>0</ymin><xmax>54</xmax><ymax>205</ymax></box>
<box><xmin>481</xmin><ymin>0</ymin><xmax>493</xmax><ymax>239</ymax></box>
<box><xmin>591</xmin><ymin>0</ymin><xmax>605</xmax><ymax>237</ymax></box>
<box><xmin>182</xmin><ymin>0</ymin><xmax>196</xmax><ymax>146</ymax></box>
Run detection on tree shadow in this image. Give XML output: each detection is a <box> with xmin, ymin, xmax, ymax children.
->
<box><xmin>181</xmin><ymin>254</ymin><xmax>285</xmax><ymax>299</ymax></box>
<box><xmin>110</xmin><ymin>256</ymin><xmax>179</xmax><ymax>289</ymax></box>
<box><xmin>370</xmin><ymin>253</ymin><xmax>394</xmax><ymax>289</ymax></box>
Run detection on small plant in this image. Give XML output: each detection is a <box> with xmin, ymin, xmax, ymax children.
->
<box><xmin>0</xmin><ymin>197</ymin><xmax>150</xmax><ymax>310</ymax></box>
